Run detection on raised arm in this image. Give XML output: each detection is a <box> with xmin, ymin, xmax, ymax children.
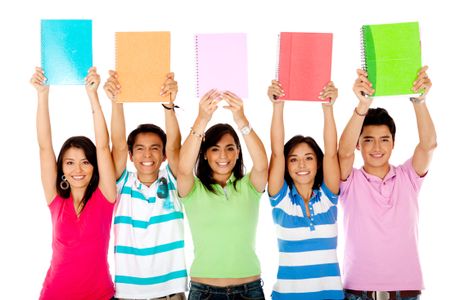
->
<box><xmin>104</xmin><ymin>70</ymin><xmax>127</xmax><ymax>180</ymax></box>
<box><xmin>86</xmin><ymin>68</ymin><xmax>116</xmax><ymax>203</ymax></box>
<box><xmin>177</xmin><ymin>89</ymin><xmax>221</xmax><ymax>197</ymax></box>
<box><xmin>161</xmin><ymin>72</ymin><xmax>181</xmax><ymax>178</ymax></box>
<box><xmin>410</xmin><ymin>66</ymin><xmax>437</xmax><ymax>176</ymax></box>
<box><xmin>338</xmin><ymin>69</ymin><xmax>374</xmax><ymax>180</ymax></box>
<box><xmin>267</xmin><ymin>80</ymin><xmax>286</xmax><ymax>196</ymax></box>
<box><xmin>223</xmin><ymin>91</ymin><xmax>268</xmax><ymax>193</ymax></box>
<box><xmin>320</xmin><ymin>82</ymin><xmax>340</xmax><ymax>194</ymax></box>
<box><xmin>31</xmin><ymin>67</ymin><xmax>57</xmax><ymax>204</ymax></box>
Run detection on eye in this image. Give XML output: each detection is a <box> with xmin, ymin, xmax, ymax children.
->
<box><xmin>82</xmin><ymin>160</ymin><xmax>91</xmax><ymax>165</ymax></box>
<box><xmin>151</xmin><ymin>146</ymin><xmax>160</xmax><ymax>151</ymax></box>
<box><xmin>363</xmin><ymin>138</ymin><xmax>373</xmax><ymax>143</ymax></box>
<box><xmin>226</xmin><ymin>146</ymin><xmax>236</xmax><ymax>152</ymax></box>
<box><xmin>66</xmin><ymin>161</ymin><xmax>74</xmax><ymax>165</ymax></box>
<box><xmin>135</xmin><ymin>146</ymin><xmax>143</xmax><ymax>151</ymax></box>
<box><xmin>289</xmin><ymin>158</ymin><xmax>297</xmax><ymax>163</ymax></box>
<box><xmin>381</xmin><ymin>138</ymin><xmax>390</xmax><ymax>142</ymax></box>
<box><xmin>306</xmin><ymin>156</ymin><xmax>314</xmax><ymax>161</ymax></box>
<box><xmin>210</xmin><ymin>147</ymin><xmax>219</xmax><ymax>152</ymax></box>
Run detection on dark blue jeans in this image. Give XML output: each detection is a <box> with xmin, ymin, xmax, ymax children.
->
<box><xmin>344</xmin><ymin>290</ymin><xmax>420</xmax><ymax>300</ymax></box>
<box><xmin>188</xmin><ymin>279</ymin><xmax>265</xmax><ymax>300</ymax></box>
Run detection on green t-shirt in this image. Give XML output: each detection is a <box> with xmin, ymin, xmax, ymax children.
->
<box><xmin>181</xmin><ymin>174</ymin><xmax>262</xmax><ymax>278</ymax></box>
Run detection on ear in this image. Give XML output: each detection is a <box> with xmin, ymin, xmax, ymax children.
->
<box><xmin>356</xmin><ymin>141</ymin><xmax>361</xmax><ymax>151</ymax></box>
<box><xmin>129</xmin><ymin>151</ymin><xmax>134</xmax><ymax>162</ymax></box>
<box><xmin>162</xmin><ymin>154</ymin><xmax>167</xmax><ymax>162</ymax></box>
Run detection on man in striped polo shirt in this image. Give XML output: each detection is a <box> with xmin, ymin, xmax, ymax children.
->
<box><xmin>104</xmin><ymin>71</ymin><xmax>187</xmax><ymax>300</ymax></box>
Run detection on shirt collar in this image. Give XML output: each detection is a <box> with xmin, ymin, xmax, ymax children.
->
<box><xmin>290</xmin><ymin>183</ymin><xmax>320</xmax><ymax>203</ymax></box>
<box><xmin>361</xmin><ymin>165</ymin><xmax>396</xmax><ymax>183</ymax></box>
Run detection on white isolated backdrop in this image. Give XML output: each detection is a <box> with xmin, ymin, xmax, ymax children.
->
<box><xmin>0</xmin><ymin>0</ymin><xmax>448</xmax><ymax>298</ymax></box>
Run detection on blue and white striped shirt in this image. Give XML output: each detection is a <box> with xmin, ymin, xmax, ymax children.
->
<box><xmin>114</xmin><ymin>165</ymin><xmax>187</xmax><ymax>299</ymax></box>
<box><xmin>270</xmin><ymin>181</ymin><xmax>344</xmax><ymax>300</ymax></box>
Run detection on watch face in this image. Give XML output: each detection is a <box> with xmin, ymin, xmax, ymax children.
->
<box><xmin>241</xmin><ymin>126</ymin><xmax>251</xmax><ymax>135</ymax></box>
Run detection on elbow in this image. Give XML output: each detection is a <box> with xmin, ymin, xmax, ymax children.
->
<box><xmin>420</xmin><ymin>140</ymin><xmax>438</xmax><ymax>152</ymax></box>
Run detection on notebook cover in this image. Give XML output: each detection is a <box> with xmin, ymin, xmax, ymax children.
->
<box><xmin>278</xmin><ymin>32</ymin><xmax>333</xmax><ymax>101</ymax></box>
<box><xmin>41</xmin><ymin>20</ymin><xmax>93</xmax><ymax>85</ymax></box>
<box><xmin>362</xmin><ymin>22</ymin><xmax>422</xmax><ymax>96</ymax></box>
<box><xmin>196</xmin><ymin>33</ymin><xmax>248</xmax><ymax>98</ymax></box>
<box><xmin>116</xmin><ymin>32</ymin><xmax>170</xmax><ymax>102</ymax></box>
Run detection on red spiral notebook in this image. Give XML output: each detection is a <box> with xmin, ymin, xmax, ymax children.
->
<box><xmin>277</xmin><ymin>32</ymin><xmax>333</xmax><ymax>102</ymax></box>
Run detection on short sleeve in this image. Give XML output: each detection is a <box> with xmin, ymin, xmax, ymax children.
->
<box><xmin>399</xmin><ymin>158</ymin><xmax>425</xmax><ymax>192</ymax></box>
<box><xmin>268</xmin><ymin>181</ymin><xmax>288</xmax><ymax>207</ymax></box>
<box><xmin>239</xmin><ymin>173</ymin><xmax>262</xmax><ymax>200</ymax></box>
<box><xmin>339</xmin><ymin>168</ymin><xmax>355</xmax><ymax>202</ymax></box>
<box><xmin>179</xmin><ymin>177</ymin><xmax>202</xmax><ymax>203</ymax></box>
<box><xmin>116</xmin><ymin>169</ymin><xmax>129</xmax><ymax>195</ymax></box>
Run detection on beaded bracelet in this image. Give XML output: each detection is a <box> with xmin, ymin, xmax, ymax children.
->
<box><xmin>190</xmin><ymin>127</ymin><xmax>205</xmax><ymax>141</ymax></box>
<box><xmin>354</xmin><ymin>107</ymin><xmax>368</xmax><ymax>117</ymax></box>
<box><xmin>161</xmin><ymin>103</ymin><xmax>180</xmax><ymax>110</ymax></box>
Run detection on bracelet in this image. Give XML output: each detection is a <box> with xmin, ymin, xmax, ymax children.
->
<box><xmin>190</xmin><ymin>127</ymin><xmax>205</xmax><ymax>141</ymax></box>
<box><xmin>409</xmin><ymin>97</ymin><xmax>425</xmax><ymax>104</ymax></box>
<box><xmin>240</xmin><ymin>124</ymin><xmax>252</xmax><ymax>136</ymax></box>
<box><xmin>162</xmin><ymin>103</ymin><xmax>180</xmax><ymax>110</ymax></box>
<box><xmin>354</xmin><ymin>107</ymin><xmax>368</xmax><ymax>117</ymax></box>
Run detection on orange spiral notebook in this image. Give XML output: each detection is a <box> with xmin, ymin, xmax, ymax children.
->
<box><xmin>115</xmin><ymin>32</ymin><xmax>170</xmax><ymax>102</ymax></box>
<box><xmin>277</xmin><ymin>32</ymin><xmax>333</xmax><ymax>102</ymax></box>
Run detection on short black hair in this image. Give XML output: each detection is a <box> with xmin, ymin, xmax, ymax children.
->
<box><xmin>127</xmin><ymin>124</ymin><xmax>167</xmax><ymax>155</ymax></box>
<box><xmin>361</xmin><ymin>107</ymin><xmax>396</xmax><ymax>141</ymax></box>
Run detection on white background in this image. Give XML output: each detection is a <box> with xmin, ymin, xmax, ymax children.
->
<box><xmin>0</xmin><ymin>0</ymin><xmax>448</xmax><ymax>298</ymax></box>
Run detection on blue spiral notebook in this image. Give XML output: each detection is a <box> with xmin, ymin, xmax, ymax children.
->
<box><xmin>41</xmin><ymin>20</ymin><xmax>93</xmax><ymax>85</ymax></box>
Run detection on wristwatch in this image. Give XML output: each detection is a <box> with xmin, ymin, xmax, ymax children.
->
<box><xmin>240</xmin><ymin>124</ymin><xmax>252</xmax><ymax>136</ymax></box>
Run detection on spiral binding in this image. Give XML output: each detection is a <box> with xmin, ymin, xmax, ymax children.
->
<box><xmin>275</xmin><ymin>33</ymin><xmax>281</xmax><ymax>80</ymax></box>
<box><xmin>360</xmin><ymin>26</ymin><xmax>367</xmax><ymax>71</ymax></box>
<box><xmin>195</xmin><ymin>35</ymin><xmax>200</xmax><ymax>98</ymax></box>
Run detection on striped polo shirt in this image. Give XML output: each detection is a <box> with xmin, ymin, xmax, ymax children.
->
<box><xmin>270</xmin><ymin>181</ymin><xmax>344</xmax><ymax>300</ymax></box>
<box><xmin>114</xmin><ymin>165</ymin><xmax>187</xmax><ymax>299</ymax></box>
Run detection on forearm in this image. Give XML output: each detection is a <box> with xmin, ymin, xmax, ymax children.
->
<box><xmin>339</xmin><ymin>101</ymin><xmax>370</xmax><ymax>157</ymax></box>
<box><xmin>271</xmin><ymin>103</ymin><xmax>285</xmax><ymax>156</ymax></box>
<box><xmin>36</xmin><ymin>91</ymin><xmax>53</xmax><ymax>151</ymax></box>
<box><xmin>165</xmin><ymin>107</ymin><xmax>181</xmax><ymax>153</ymax></box>
<box><xmin>89</xmin><ymin>93</ymin><xmax>110</xmax><ymax>150</ymax></box>
<box><xmin>413</xmin><ymin>101</ymin><xmax>437</xmax><ymax>151</ymax></box>
<box><xmin>178</xmin><ymin>116</ymin><xmax>208</xmax><ymax>176</ymax></box>
<box><xmin>323</xmin><ymin>106</ymin><xmax>337</xmax><ymax>157</ymax></box>
<box><xmin>111</xmin><ymin>102</ymin><xmax>127</xmax><ymax>152</ymax></box>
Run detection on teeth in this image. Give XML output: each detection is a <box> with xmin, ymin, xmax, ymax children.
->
<box><xmin>296</xmin><ymin>171</ymin><xmax>310</xmax><ymax>176</ymax></box>
<box><xmin>72</xmin><ymin>176</ymin><xmax>84</xmax><ymax>180</ymax></box>
<box><xmin>371</xmin><ymin>154</ymin><xmax>383</xmax><ymax>158</ymax></box>
<box><xmin>142</xmin><ymin>162</ymin><xmax>154</xmax><ymax>166</ymax></box>
<box><xmin>217</xmin><ymin>162</ymin><xmax>228</xmax><ymax>166</ymax></box>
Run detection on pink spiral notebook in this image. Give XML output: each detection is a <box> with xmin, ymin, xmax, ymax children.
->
<box><xmin>195</xmin><ymin>33</ymin><xmax>248</xmax><ymax>98</ymax></box>
<box><xmin>277</xmin><ymin>32</ymin><xmax>333</xmax><ymax>101</ymax></box>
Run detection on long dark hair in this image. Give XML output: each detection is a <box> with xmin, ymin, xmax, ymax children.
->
<box><xmin>196</xmin><ymin>123</ymin><xmax>244</xmax><ymax>193</ymax></box>
<box><xmin>283</xmin><ymin>135</ymin><xmax>324</xmax><ymax>190</ymax></box>
<box><xmin>56</xmin><ymin>136</ymin><xmax>99</xmax><ymax>212</ymax></box>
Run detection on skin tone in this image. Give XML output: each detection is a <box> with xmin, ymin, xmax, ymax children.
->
<box><xmin>31</xmin><ymin>67</ymin><xmax>116</xmax><ymax>216</ymax></box>
<box><xmin>177</xmin><ymin>89</ymin><xmax>268</xmax><ymax>286</ymax></box>
<box><xmin>104</xmin><ymin>71</ymin><xmax>181</xmax><ymax>186</ymax></box>
<box><xmin>268</xmin><ymin>80</ymin><xmax>339</xmax><ymax>217</ymax></box>
<box><xmin>339</xmin><ymin>66</ymin><xmax>437</xmax><ymax>180</ymax></box>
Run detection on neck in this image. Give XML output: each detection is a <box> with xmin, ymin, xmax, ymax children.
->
<box><xmin>213</xmin><ymin>173</ymin><xmax>232</xmax><ymax>188</ymax></box>
<box><xmin>138</xmin><ymin>173</ymin><xmax>159</xmax><ymax>187</ymax></box>
<box><xmin>70</xmin><ymin>187</ymin><xmax>85</xmax><ymax>204</ymax></box>
<box><xmin>363</xmin><ymin>163</ymin><xmax>390</xmax><ymax>179</ymax></box>
<box><xmin>293</xmin><ymin>182</ymin><xmax>314</xmax><ymax>202</ymax></box>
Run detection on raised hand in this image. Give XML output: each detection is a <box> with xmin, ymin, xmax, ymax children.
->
<box><xmin>353</xmin><ymin>69</ymin><xmax>374</xmax><ymax>105</ymax></box>
<box><xmin>85</xmin><ymin>67</ymin><xmax>100</xmax><ymax>96</ymax></box>
<box><xmin>160</xmin><ymin>72</ymin><xmax>178</xmax><ymax>103</ymax></box>
<box><xmin>198</xmin><ymin>89</ymin><xmax>221</xmax><ymax>122</ymax></box>
<box><xmin>222</xmin><ymin>91</ymin><xmax>246</xmax><ymax>125</ymax></box>
<box><xmin>103</xmin><ymin>70</ymin><xmax>120</xmax><ymax>101</ymax></box>
<box><xmin>413</xmin><ymin>66</ymin><xmax>432</xmax><ymax>101</ymax></box>
<box><xmin>321</xmin><ymin>81</ymin><xmax>338</xmax><ymax>107</ymax></box>
<box><xmin>30</xmin><ymin>67</ymin><xmax>49</xmax><ymax>94</ymax></box>
<box><xmin>267</xmin><ymin>80</ymin><xmax>285</xmax><ymax>103</ymax></box>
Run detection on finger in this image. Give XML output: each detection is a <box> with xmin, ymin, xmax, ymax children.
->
<box><xmin>222</xmin><ymin>90</ymin><xmax>241</xmax><ymax>100</ymax></box>
<box><xmin>419</xmin><ymin>65</ymin><xmax>428</xmax><ymax>74</ymax></box>
<box><xmin>108</xmin><ymin>70</ymin><xmax>118</xmax><ymax>78</ymax></box>
<box><xmin>356</xmin><ymin>69</ymin><xmax>367</xmax><ymax>77</ymax></box>
<box><xmin>167</xmin><ymin>72</ymin><xmax>175</xmax><ymax>79</ymax></box>
<box><xmin>201</xmin><ymin>89</ymin><xmax>218</xmax><ymax>103</ymax></box>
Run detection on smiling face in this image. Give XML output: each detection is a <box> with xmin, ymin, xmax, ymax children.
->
<box><xmin>62</xmin><ymin>147</ymin><xmax>94</xmax><ymax>190</ymax></box>
<box><xmin>286</xmin><ymin>142</ymin><xmax>318</xmax><ymax>187</ymax></box>
<box><xmin>358</xmin><ymin>124</ymin><xmax>394</xmax><ymax>173</ymax></box>
<box><xmin>130</xmin><ymin>132</ymin><xmax>166</xmax><ymax>182</ymax></box>
<box><xmin>205</xmin><ymin>133</ymin><xmax>240</xmax><ymax>182</ymax></box>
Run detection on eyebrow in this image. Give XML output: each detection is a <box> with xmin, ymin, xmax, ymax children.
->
<box><xmin>134</xmin><ymin>144</ymin><xmax>162</xmax><ymax>148</ymax></box>
<box><xmin>213</xmin><ymin>144</ymin><xmax>236</xmax><ymax>147</ymax></box>
<box><xmin>287</xmin><ymin>152</ymin><xmax>314</xmax><ymax>158</ymax></box>
<box><xmin>362</xmin><ymin>135</ymin><xmax>391</xmax><ymax>139</ymax></box>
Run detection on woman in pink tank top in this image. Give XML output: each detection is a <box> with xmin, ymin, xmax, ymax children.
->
<box><xmin>31</xmin><ymin>67</ymin><xmax>116</xmax><ymax>300</ymax></box>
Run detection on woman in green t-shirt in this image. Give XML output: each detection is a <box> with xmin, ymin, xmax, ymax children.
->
<box><xmin>177</xmin><ymin>89</ymin><xmax>268</xmax><ymax>300</ymax></box>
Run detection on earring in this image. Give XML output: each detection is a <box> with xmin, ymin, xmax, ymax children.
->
<box><xmin>60</xmin><ymin>175</ymin><xmax>70</xmax><ymax>190</ymax></box>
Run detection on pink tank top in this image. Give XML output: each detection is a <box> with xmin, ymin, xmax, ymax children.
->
<box><xmin>40</xmin><ymin>188</ymin><xmax>115</xmax><ymax>300</ymax></box>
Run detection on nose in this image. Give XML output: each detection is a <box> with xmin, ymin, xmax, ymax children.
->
<box><xmin>219</xmin><ymin>149</ymin><xmax>226</xmax><ymax>158</ymax></box>
<box><xmin>299</xmin><ymin>158</ymin><xmax>306</xmax><ymax>168</ymax></box>
<box><xmin>373</xmin><ymin>140</ymin><xmax>381</xmax><ymax>151</ymax></box>
<box><xmin>144</xmin><ymin>148</ymin><xmax>152</xmax><ymax>157</ymax></box>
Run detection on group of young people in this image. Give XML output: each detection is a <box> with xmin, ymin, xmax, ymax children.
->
<box><xmin>30</xmin><ymin>64</ymin><xmax>436</xmax><ymax>300</ymax></box>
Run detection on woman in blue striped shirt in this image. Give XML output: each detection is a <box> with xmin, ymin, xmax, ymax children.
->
<box><xmin>267</xmin><ymin>80</ymin><xmax>344</xmax><ymax>300</ymax></box>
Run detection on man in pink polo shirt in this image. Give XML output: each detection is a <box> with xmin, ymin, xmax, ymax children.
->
<box><xmin>338</xmin><ymin>67</ymin><xmax>437</xmax><ymax>300</ymax></box>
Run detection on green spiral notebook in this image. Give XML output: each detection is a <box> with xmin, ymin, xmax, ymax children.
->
<box><xmin>361</xmin><ymin>22</ymin><xmax>422</xmax><ymax>96</ymax></box>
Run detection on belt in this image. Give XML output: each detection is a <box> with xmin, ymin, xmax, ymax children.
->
<box><xmin>344</xmin><ymin>289</ymin><xmax>421</xmax><ymax>299</ymax></box>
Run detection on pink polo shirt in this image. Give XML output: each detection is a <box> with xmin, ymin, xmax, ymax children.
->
<box><xmin>340</xmin><ymin>158</ymin><xmax>425</xmax><ymax>291</ymax></box>
<box><xmin>39</xmin><ymin>188</ymin><xmax>115</xmax><ymax>300</ymax></box>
